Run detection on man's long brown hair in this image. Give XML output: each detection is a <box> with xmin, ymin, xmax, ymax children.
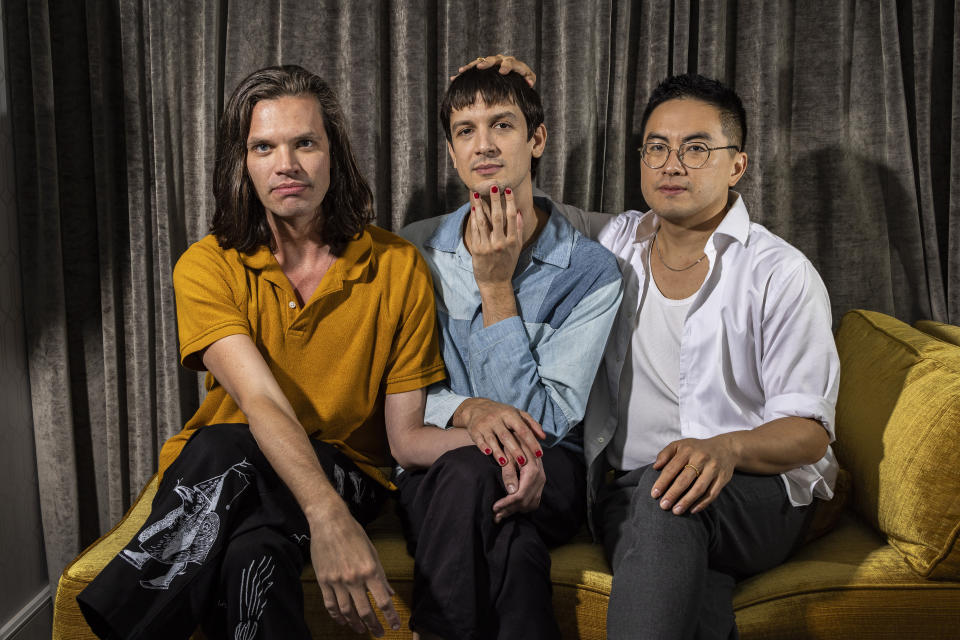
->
<box><xmin>211</xmin><ymin>65</ymin><xmax>373</xmax><ymax>255</ymax></box>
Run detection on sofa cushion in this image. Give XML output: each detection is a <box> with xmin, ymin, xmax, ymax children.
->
<box><xmin>915</xmin><ymin>319</ymin><xmax>960</xmax><ymax>346</ymax></box>
<box><xmin>733</xmin><ymin>515</ymin><xmax>960</xmax><ymax>639</ymax></box>
<box><xmin>833</xmin><ymin>310</ymin><xmax>960</xmax><ymax>579</ymax></box>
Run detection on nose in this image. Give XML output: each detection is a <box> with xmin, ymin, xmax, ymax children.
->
<box><xmin>661</xmin><ymin>147</ymin><xmax>685</xmax><ymax>174</ymax></box>
<box><xmin>475</xmin><ymin>128</ymin><xmax>497</xmax><ymax>155</ymax></box>
<box><xmin>275</xmin><ymin>144</ymin><xmax>300</xmax><ymax>174</ymax></box>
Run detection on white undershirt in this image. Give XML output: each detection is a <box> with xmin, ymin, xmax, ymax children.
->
<box><xmin>608</xmin><ymin>255</ymin><xmax>696</xmax><ymax>470</ymax></box>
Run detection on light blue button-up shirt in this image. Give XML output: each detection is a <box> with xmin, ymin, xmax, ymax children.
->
<box><xmin>400</xmin><ymin>195</ymin><xmax>623</xmax><ymax>454</ymax></box>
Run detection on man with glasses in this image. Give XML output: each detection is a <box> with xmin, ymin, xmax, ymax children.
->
<box><xmin>461</xmin><ymin>59</ymin><xmax>840</xmax><ymax>639</ymax></box>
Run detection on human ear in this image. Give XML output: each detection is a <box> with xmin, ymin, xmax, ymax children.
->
<box><xmin>728</xmin><ymin>151</ymin><xmax>748</xmax><ymax>187</ymax></box>
<box><xmin>530</xmin><ymin>123</ymin><xmax>547</xmax><ymax>158</ymax></box>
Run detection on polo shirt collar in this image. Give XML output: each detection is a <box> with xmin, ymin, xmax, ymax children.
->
<box><xmin>238</xmin><ymin>227</ymin><xmax>373</xmax><ymax>286</ymax></box>
<box><xmin>424</xmin><ymin>195</ymin><xmax>574</xmax><ymax>269</ymax></box>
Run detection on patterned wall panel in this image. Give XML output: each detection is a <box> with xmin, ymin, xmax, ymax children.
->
<box><xmin>0</xmin><ymin>0</ymin><xmax>51</xmax><ymax>629</ymax></box>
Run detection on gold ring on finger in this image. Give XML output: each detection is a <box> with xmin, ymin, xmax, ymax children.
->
<box><xmin>684</xmin><ymin>463</ymin><xmax>701</xmax><ymax>477</ymax></box>
<box><xmin>477</xmin><ymin>56</ymin><xmax>485</xmax><ymax>63</ymax></box>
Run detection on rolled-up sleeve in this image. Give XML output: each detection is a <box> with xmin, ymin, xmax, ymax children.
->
<box><xmin>760</xmin><ymin>260</ymin><xmax>840</xmax><ymax>436</ymax></box>
<box><xmin>759</xmin><ymin>259</ymin><xmax>841</xmax><ymax>504</ymax></box>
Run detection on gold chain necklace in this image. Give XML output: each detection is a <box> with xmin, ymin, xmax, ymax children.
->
<box><xmin>654</xmin><ymin>233</ymin><xmax>707</xmax><ymax>272</ymax></box>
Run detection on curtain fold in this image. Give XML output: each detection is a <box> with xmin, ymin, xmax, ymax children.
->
<box><xmin>6</xmin><ymin>0</ymin><xmax>958</xmax><ymax>587</ymax></box>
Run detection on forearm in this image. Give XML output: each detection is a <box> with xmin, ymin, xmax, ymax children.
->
<box><xmin>242</xmin><ymin>395</ymin><xmax>349</xmax><ymax>524</ymax></box>
<box><xmin>722</xmin><ymin>417</ymin><xmax>830</xmax><ymax>474</ymax></box>
<box><xmin>389</xmin><ymin>423</ymin><xmax>474</xmax><ymax>470</ymax></box>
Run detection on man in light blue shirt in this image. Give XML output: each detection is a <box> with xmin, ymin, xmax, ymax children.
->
<box><xmin>394</xmin><ymin>65</ymin><xmax>622</xmax><ymax>640</ymax></box>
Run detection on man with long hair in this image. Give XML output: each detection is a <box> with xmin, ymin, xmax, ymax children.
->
<box><xmin>395</xmin><ymin>65</ymin><xmax>622</xmax><ymax>640</ymax></box>
<box><xmin>77</xmin><ymin>65</ymin><xmax>471</xmax><ymax>639</ymax></box>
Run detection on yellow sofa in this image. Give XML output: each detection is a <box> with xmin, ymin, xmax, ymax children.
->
<box><xmin>54</xmin><ymin>310</ymin><xmax>960</xmax><ymax>638</ymax></box>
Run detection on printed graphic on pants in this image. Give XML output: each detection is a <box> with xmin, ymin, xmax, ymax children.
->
<box><xmin>234</xmin><ymin>555</ymin><xmax>275</xmax><ymax>640</ymax></box>
<box><xmin>120</xmin><ymin>460</ymin><xmax>254</xmax><ymax>589</ymax></box>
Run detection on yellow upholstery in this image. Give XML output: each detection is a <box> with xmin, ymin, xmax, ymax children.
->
<box><xmin>915</xmin><ymin>319</ymin><xmax>960</xmax><ymax>346</ymax></box>
<box><xmin>53</xmin><ymin>309</ymin><xmax>960</xmax><ymax>638</ymax></box>
<box><xmin>733</xmin><ymin>515</ymin><xmax>960</xmax><ymax>639</ymax></box>
<box><xmin>833</xmin><ymin>310</ymin><xmax>960</xmax><ymax>579</ymax></box>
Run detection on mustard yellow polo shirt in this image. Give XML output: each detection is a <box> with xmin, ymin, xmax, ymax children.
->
<box><xmin>159</xmin><ymin>225</ymin><xmax>446</xmax><ymax>487</ymax></box>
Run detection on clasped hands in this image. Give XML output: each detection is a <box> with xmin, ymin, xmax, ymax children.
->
<box><xmin>453</xmin><ymin>396</ymin><xmax>546</xmax><ymax>523</ymax></box>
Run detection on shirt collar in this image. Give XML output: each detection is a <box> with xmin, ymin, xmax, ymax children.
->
<box><xmin>238</xmin><ymin>227</ymin><xmax>373</xmax><ymax>285</ymax></box>
<box><xmin>633</xmin><ymin>190</ymin><xmax>749</xmax><ymax>248</ymax></box>
<box><xmin>424</xmin><ymin>195</ymin><xmax>574</xmax><ymax>269</ymax></box>
<box><xmin>709</xmin><ymin>191</ymin><xmax>749</xmax><ymax>246</ymax></box>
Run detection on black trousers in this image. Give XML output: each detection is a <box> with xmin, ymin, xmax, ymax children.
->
<box><xmin>396</xmin><ymin>444</ymin><xmax>586</xmax><ymax>640</ymax></box>
<box><xmin>77</xmin><ymin>423</ymin><xmax>387</xmax><ymax>640</ymax></box>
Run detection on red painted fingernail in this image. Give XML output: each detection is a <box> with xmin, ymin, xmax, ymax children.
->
<box><xmin>471</xmin><ymin>206</ymin><xmax>475</xmax><ymax>213</ymax></box>
<box><xmin>498</xmin><ymin>456</ymin><xmax>507</xmax><ymax>465</ymax></box>
<box><xmin>473</xmin><ymin>192</ymin><xmax>480</xmax><ymax>199</ymax></box>
<box><xmin>517</xmin><ymin>455</ymin><xmax>526</xmax><ymax>465</ymax></box>
<box><xmin>491</xmin><ymin>185</ymin><xmax>498</xmax><ymax>193</ymax></box>
<box><xmin>535</xmin><ymin>450</ymin><xmax>542</xmax><ymax>458</ymax></box>
<box><xmin>484</xmin><ymin>448</ymin><xmax>492</xmax><ymax>455</ymax></box>
<box><xmin>505</xmin><ymin>188</ymin><xmax>511</xmax><ymax>195</ymax></box>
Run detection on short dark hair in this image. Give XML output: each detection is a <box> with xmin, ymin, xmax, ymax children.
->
<box><xmin>211</xmin><ymin>65</ymin><xmax>373</xmax><ymax>256</ymax></box>
<box><xmin>640</xmin><ymin>73</ymin><xmax>747</xmax><ymax>151</ymax></box>
<box><xmin>439</xmin><ymin>65</ymin><xmax>545</xmax><ymax>178</ymax></box>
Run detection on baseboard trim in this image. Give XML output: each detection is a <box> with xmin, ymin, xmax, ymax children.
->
<box><xmin>0</xmin><ymin>586</ymin><xmax>52</xmax><ymax>640</ymax></box>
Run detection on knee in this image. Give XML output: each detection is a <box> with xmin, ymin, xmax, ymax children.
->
<box><xmin>430</xmin><ymin>446</ymin><xmax>501</xmax><ymax>489</ymax></box>
<box><xmin>188</xmin><ymin>423</ymin><xmax>256</xmax><ymax>453</ymax></box>
<box><xmin>619</xmin><ymin>468</ymin><xmax>691</xmax><ymax>545</ymax></box>
<box><xmin>221</xmin><ymin>530</ymin><xmax>300</xmax><ymax>580</ymax></box>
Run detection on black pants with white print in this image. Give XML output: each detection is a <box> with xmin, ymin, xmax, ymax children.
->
<box><xmin>78</xmin><ymin>423</ymin><xmax>387</xmax><ymax>640</ymax></box>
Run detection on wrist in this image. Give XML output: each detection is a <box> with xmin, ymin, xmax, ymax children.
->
<box><xmin>720</xmin><ymin>431</ymin><xmax>745</xmax><ymax>468</ymax></box>
<box><xmin>477</xmin><ymin>280</ymin><xmax>514</xmax><ymax>298</ymax></box>
<box><xmin>451</xmin><ymin>397</ymin><xmax>478</xmax><ymax>427</ymax></box>
<box><xmin>302</xmin><ymin>487</ymin><xmax>350</xmax><ymax>527</ymax></box>
<box><xmin>478</xmin><ymin>284</ymin><xmax>519</xmax><ymax>327</ymax></box>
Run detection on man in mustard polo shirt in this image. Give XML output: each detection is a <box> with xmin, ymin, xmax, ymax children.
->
<box><xmin>77</xmin><ymin>66</ymin><xmax>476</xmax><ymax>639</ymax></box>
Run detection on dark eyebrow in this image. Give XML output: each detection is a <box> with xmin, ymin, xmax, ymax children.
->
<box><xmin>450</xmin><ymin>118</ymin><xmax>476</xmax><ymax>131</ymax></box>
<box><xmin>451</xmin><ymin>110</ymin><xmax>519</xmax><ymax>131</ymax></box>
<box><xmin>682</xmin><ymin>132</ymin><xmax>713</xmax><ymax>143</ymax></box>
<box><xmin>644</xmin><ymin>131</ymin><xmax>715</xmax><ymax>143</ymax></box>
<box><xmin>490</xmin><ymin>111</ymin><xmax>519</xmax><ymax>122</ymax></box>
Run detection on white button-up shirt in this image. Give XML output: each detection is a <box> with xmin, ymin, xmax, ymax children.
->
<box><xmin>558</xmin><ymin>193</ymin><xmax>840</xmax><ymax>520</ymax></box>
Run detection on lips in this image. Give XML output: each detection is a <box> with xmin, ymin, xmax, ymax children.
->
<box><xmin>657</xmin><ymin>184</ymin><xmax>687</xmax><ymax>195</ymax></box>
<box><xmin>271</xmin><ymin>182</ymin><xmax>308</xmax><ymax>196</ymax></box>
<box><xmin>473</xmin><ymin>163</ymin><xmax>502</xmax><ymax>176</ymax></box>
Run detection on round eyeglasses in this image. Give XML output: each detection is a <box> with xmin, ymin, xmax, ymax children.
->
<box><xmin>639</xmin><ymin>142</ymin><xmax>740</xmax><ymax>169</ymax></box>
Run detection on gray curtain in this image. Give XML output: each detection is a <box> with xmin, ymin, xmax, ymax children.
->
<box><xmin>6</xmin><ymin>0</ymin><xmax>958</xmax><ymax>587</ymax></box>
